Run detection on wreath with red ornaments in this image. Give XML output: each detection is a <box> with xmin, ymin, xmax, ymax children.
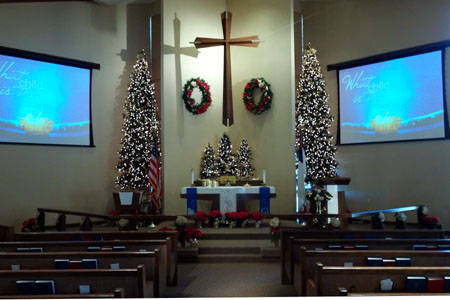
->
<box><xmin>182</xmin><ymin>78</ymin><xmax>212</xmax><ymax>115</ymax></box>
<box><xmin>243</xmin><ymin>78</ymin><xmax>273</xmax><ymax>114</ymax></box>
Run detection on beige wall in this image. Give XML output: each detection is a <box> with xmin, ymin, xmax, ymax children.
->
<box><xmin>162</xmin><ymin>0</ymin><xmax>296</xmax><ymax>215</ymax></box>
<box><xmin>299</xmin><ymin>0</ymin><xmax>450</xmax><ymax>228</ymax></box>
<box><xmin>0</xmin><ymin>1</ymin><xmax>160</xmax><ymax>229</ymax></box>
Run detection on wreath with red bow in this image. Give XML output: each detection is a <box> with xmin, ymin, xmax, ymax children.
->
<box><xmin>243</xmin><ymin>78</ymin><xmax>273</xmax><ymax>114</ymax></box>
<box><xmin>182</xmin><ymin>78</ymin><xmax>212</xmax><ymax>115</ymax></box>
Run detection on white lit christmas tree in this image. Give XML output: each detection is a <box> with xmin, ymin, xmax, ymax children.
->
<box><xmin>200</xmin><ymin>143</ymin><xmax>219</xmax><ymax>179</ymax></box>
<box><xmin>236</xmin><ymin>139</ymin><xmax>255</xmax><ymax>179</ymax></box>
<box><xmin>217</xmin><ymin>133</ymin><xmax>237</xmax><ymax>176</ymax></box>
<box><xmin>116</xmin><ymin>50</ymin><xmax>159</xmax><ymax>190</ymax></box>
<box><xmin>296</xmin><ymin>44</ymin><xmax>338</xmax><ymax>181</ymax></box>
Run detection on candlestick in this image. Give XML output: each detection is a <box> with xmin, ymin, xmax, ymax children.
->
<box><xmin>262</xmin><ymin>169</ymin><xmax>266</xmax><ymax>185</ymax></box>
<box><xmin>191</xmin><ymin>169</ymin><xmax>195</xmax><ymax>185</ymax></box>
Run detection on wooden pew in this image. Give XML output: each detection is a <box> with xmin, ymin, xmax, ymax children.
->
<box><xmin>0</xmin><ymin>288</ymin><xmax>124</xmax><ymax>298</ymax></box>
<box><xmin>307</xmin><ymin>264</ymin><xmax>450</xmax><ymax>296</ymax></box>
<box><xmin>297</xmin><ymin>248</ymin><xmax>450</xmax><ymax>296</ymax></box>
<box><xmin>338</xmin><ymin>287</ymin><xmax>450</xmax><ymax>296</ymax></box>
<box><xmin>282</xmin><ymin>232</ymin><xmax>447</xmax><ymax>285</ymax></box>
<box><xmin>0</xmin><ymin>239</ymin><xmax>170</xmax><ymax>291</ymax></box>
<box><xmin>0</xmin><ymin>265</ymin><xmax>149</xmax><ymax>298</ymax></box>
<box><xmin>13</xmin><ymin>230</ymin><xmax>178</xmax><ymax>285</ymax></box>
<box><xmin>0</xmin><ymin>251</ymin><xmax>161</xmax><ymax>297</ymax></box>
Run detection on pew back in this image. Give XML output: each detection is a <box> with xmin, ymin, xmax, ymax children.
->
<box><xmin>309</xmin><ymin>264</ymin><xmax>450</xmax><ymax>296</ymax></box>
<box><xmin>0</xmin><ymin>265</ymin><xmax>148</xmax><ymax>298</ymax></box>
<box><xmin>13</xmin><ymin>231</ymin><xmax>178</xmax><ymax>285</ymax></box>
<box><xmin>0</xmin><ymin>239</ymin><xmax>170</xmax><ymax>290</ymax></box>
<box><xmin>0</xmin><ymin>251</ymin><xmax>161</xmax><ymax>297</ymax></box>
<box><xmin>286</xmin><ymin>237</ymin><xmax>450</xmax><ymax>285</ymax></box>
<box><xmin>298</xmin><ymin>249</ymin><xmax>450</xmax><ymax>296</ymax></box>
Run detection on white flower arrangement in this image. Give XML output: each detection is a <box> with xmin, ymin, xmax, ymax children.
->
<box><xmin>190</xmin><ymin>81</ymin><xmax>197</xmax><ymax>87</ymax></box>
<box><xmin>269</xmin><ymin>217</ymin><xmax>280</xmax><ymax>228</ymax></box>
<box><xmin>330</xmin><ymin>217</ymin><xmax>340</xmax><ymax>228</ymax></box>
<box><xmin>117</xmin><ymin>218</ymin><xmax>129</xmax><ymax>228</ymax></box>
<box><xmin>175</xmin><ymin>215</ymin><xmax>188</xmax><ymax>227</ymax></box>
<box><xmin>395</xmin><ymin>213</ymin><xmax>407</xmax><ymax>222</ymax></box>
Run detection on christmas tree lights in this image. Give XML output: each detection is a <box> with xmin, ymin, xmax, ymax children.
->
<box><xmin>200</xmin><ymin>143</ymin><xmax>219</xmax><ymax>179</ymax></box>
<box><xmin>216</xmin><ymin>133</ymin><xmax>237</xmax><ymax>176</ymax></box>
<box><xmin>116</xmin><ymin>50</ymin><xmax>159</xmax><ymax>190</ymax></box>
<box><xmin>295</xmin><ymin>44</ymin><xmax>338</xmax><ymax>181</ymax></box>
<box><xmin>236</xmin><ymin>139</ymin><xmax>255</xmax><ymax>179</ymax></box>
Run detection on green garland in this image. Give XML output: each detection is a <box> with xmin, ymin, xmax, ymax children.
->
<box><xmin>182</xmin><ymin>78</ymin><xmax>212</xmax><ymax>115</ymax></box>
<box><xmin>243</xmin><ymin>78</ymin><xmax>273</xmax><ymax>114</ymax></box>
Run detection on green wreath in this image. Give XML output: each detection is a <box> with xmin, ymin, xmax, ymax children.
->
<box><xmin>182</xmin><ymin>78</ymin><xmax>212</xmax><ymax>115</ymax></box>
<box><xmin>243</xmin><ymin>78</ymin><xmax>273</xmax><ymax>114</ymax></box>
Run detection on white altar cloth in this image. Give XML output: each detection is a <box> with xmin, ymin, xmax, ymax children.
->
<box><xmin>180</xmin><ymin>186</ymin><xmax>275</xmax><ymax>215</ymax></box>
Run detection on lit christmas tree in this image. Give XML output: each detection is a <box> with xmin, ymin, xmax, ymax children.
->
<box><xmin>236</xmin><ymin>139</ymin><xmax>255</xmax><ymax>179</ymax></box>
<box><xmin>216</xmin><ymin>133</ymin><xmax>237</xmax><ymax>176</ymax></box>
<box><xmin>116</xmin><ymin>50</ymin><xmax>160</xmax><ymax>190</ymax></box>
<box><xmin>200</xmin><ymin>143</ymin><xmax>219</xmax><ymax>179</ymax></box>
<box><xmin>296</xmin><ymin>44</ymin><xmax>338</xmax><ymax>181</ymax></box>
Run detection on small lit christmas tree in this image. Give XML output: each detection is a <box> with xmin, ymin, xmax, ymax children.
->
<box><xmin>216</xmin><ymin>133</ymin><xmax>237</xmax><ymax>176</ymax></box>
<box><xmin>116</xmin><ymin>50</ymin><xmax>159</xmax><ymax>190</ymax></box>
<box><xmin>236</xmin><ymin>139</ymin><xmax>255</xmax><ymax>179</ymax></box>
<box><xmin>296</xmin><ymin>44</ymin><xmax>338</xmax><ymax>181</ymax></box>
<box><xmin>200</xmin><ymin>143</ymin><xmax>219</xmax><ymax>179</ymax></box>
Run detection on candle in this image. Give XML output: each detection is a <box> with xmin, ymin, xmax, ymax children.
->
<box><xmin>191</xmin><ymin>169</ymin><xmax>195</xmax><ymax>185</ymax></box>
<box><xmin>262</xmin><ymin>169</ymin><xmax>266</xmax><ymax>185</ymax></box>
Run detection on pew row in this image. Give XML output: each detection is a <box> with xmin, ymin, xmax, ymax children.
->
<box><xmin>0</xmin><ymin>288</ymin><xmax>124</xmax><ymax>298</ymax></box>
<box><xmin>285</xmin><ymin>237</ymin><xmax>450</xmax><ymax>285</ymax></box>
<box><xmin>0</xmin><ymin>239</ymin><xmax>170</xmax><ymax>290</ymax></box>
<box><xmin>297</xmin><ymin>248</ymin><xmax>450</xmax><ymax>296</ymax></box>
<box><xmin>0</xmin><ymin>250</ymin><xmax>161</xmax><ymax>297</ymax></box>
<box><xmin>12</xmin><ymin>230</ymin><xmax>178</xmax><ymax>285</ymax></box>
<box><xmin>338</xmin><ymin>288</ymin><xmax>450</xmax><ymax>296</ymax></box>
<box><xmin>0</xmin><ymin>265</ymin><xmax>149</xmax><ymax>298</ymax></box>
<box><xmin>307</xmin><ymin>264</ymin><xmax>450</xmax><ymax>296</ymax></box>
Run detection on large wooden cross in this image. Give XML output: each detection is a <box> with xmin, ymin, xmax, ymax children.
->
<box><xmin>193</xmin><ymin>11</ymin><xmax>260</xmax><ymax>127</ymax></box>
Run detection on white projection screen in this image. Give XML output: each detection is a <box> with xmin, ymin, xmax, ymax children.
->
<box><xmin>337</xmin><ymin>49</ymin><xmax>448</xmax><ymax>145</ymax></box>
<box><xmin>0</xmin><ymin>46</ymin><xmax>99</xmax><ymax>147</ymax></box>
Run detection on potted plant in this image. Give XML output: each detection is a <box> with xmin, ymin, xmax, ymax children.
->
<box><xmin>252</xmin><ymin>211</ymin><xmax>262</xmax><ymax>228</ymax></box>
<box><xmin>269</xmin><ymin>217</ymin><xmax>280</xmax><ymax>247</ymax></box>
<box><xmin>225</xmin><ymin>212</ymin><xmax>238</xmax><ymax>228</ymax></box>
<box><xmin>237</xmin><ymin>211</ymin><xmax>250</xmax><ymax>227</ymax></box>
<box><xmin>195</xmin><ymin>210</ymin><xmax>208</xmax><ymax>228</ymax></box>
<box><xmin>207</xmin><ymin>210</ymin><xmax>222</xmax><ymax>228</ymax></box>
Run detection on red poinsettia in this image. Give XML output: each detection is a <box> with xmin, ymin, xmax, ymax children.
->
<box><xmin>185</xmin><ymin>227</ymin><xmax>203</xmax><ymax>240</ymax></box>
<box><xmin>196</xmin><ymin>210</ymin><xmax>208</xmax><ymax>222</ymax></box>
<box><xmin>237</xmin><ymin>211</ymin><xmax>249</xmax><ymax>221</ymax></box>
<box><xmin>208</xmin><ymin>210</ymin><xmax>222</xmax><ymax>219</ymax></box>
<box><xmin>252</xmin><ymin>211</ymin><xmax>262</xmax><ymax>221</ymax></box>
<box><xmin>22</xmin><ymin>218</ymin><xmax>36</xmax><ymax>228</ymax></box>
<box><xmin>225</xmin><ymin>212</ymin><xmax>238</xmax><ymax>220</ymax></box>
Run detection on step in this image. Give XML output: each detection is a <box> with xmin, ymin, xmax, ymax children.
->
<box><xmin>192</xmin><ymin>253</ymin><xmax>279</xmax><ymax>263</ymax></box>
<box><xmin>201</xmin><ymin>232</ymin><xmax>270</xmax><ymax>240</ymax></box>
<box><xmin>199</xmin><ymin>246</ymin><xmax>260</xmax><ymax>254</ymax></box>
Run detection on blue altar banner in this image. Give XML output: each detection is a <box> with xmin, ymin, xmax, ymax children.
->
<box><xmin>186</xmin><ymin>188</ymin><xmax>197</xmax><ymax>216</ymax></box>
<box><xmin>259</xmin><ymin>187</ymin><xmax>270</xmax><ymax>214</ymax></box>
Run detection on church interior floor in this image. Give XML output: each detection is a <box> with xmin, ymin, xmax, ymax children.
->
<box><xmin>162</xmin><ymin>262</ymin><xmax>296</xmax><ymax>298</ymax></box>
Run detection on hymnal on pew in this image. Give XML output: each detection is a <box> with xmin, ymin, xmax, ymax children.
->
<box><xmin>427</xmin><ymin>277</ymin><xmax>445</xmax><ymax>292</ymax></box>
<box><xmin>413</xmin><ymin>245</ymin><xmax>427</xmax><ymax>250</ymax></box>
<box><xmin>438</xmin><ymin>245</ymin><xmax>450</xmax><ymax>250</ymax></box>
<box><xmin>79</xmin><ymin>285</ymin><xmax>91</xmax><ymax>294</ymax></box>
<box><xmin>10</xmin><ymin>265</ymin><xmax>21</xmax><ymax>270</ymax></box>
<box><xmin>406</xmin><ymin>276</ymin><xmax>426</xmax><ymax>292</ymax></box>
<box><xmin>16</xmin><ymin>248</ymin><xmax>29</xmax><ymax>252</ymax></box>
<box><xmin>69</xmin><ymin>260</ymin><xmax>83</xmax><ymax>269</ymax></box>
<box><xmin>29</xmin><ymin>247</ymin><xmax>43</xmax><ymax>252</ymax></box>
<box><xmin>328</xmin><ymin>245</ymin><xmax>342</xmax><ymax>250</ymax></box>
<box><xmin>355</xmin><ymin>245</ymin><xmax>368</xmax><ymax>250</ymax></box>
<box><xmin>82</xmin><ymin>259</ymin><xmax>98</xmax><ymax>269</ymax></box>
<box><xmin>366</xmin><ymin>257</ymin><xmax>383</xmax><ymax>266</ymax></box>
<box><xmin>35</xmin><ymin>280</ymin><xmax>55</xmax><ymax>295</ymax></box>
<box><xmin>395</xmin><ymin>257</ymin><xmax>411</xmax><ymax>266</ymax></box>
<box><xmin>54</xmin><ymin>259</ymin><xmax>70</xmax><ymax>269</ymax></box>
<box><xmin>16</xmin><ymin>280</ymin><xmax>35</xmax><ymax>295</ymax></box>
<box><xmin>444</xmin><ymin>276</ymin><xmax>450</xmax><ymax>292</ymax></box>
<box><xmin>113</xmin><ymin>246</ymin><xmax>126</xmax><ymax>251</ymax></box>
<box><xmin>87</xmin><ymin>246</ymin><xmax>101</xmax><ymax>252</ymax></box>
<box><xmin>382</xmin><ymin>259</ymin><xmax>395</xmax><ymax>266</ymax></box>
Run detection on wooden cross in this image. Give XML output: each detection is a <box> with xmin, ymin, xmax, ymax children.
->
<box><xmin>192</xmin><ymin>11</ymin><xmax>260</xmax><ymax>127</ymax></box>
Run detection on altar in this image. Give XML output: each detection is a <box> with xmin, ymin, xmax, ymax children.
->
<box><xmin>180</xmin><ymin>186</ymin><xmax>276</xmax><ymax>215</ymax></box>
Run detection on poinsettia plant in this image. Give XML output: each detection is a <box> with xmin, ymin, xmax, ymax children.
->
<box><xmin>252</xmin><ymin>211</ymin><xmax>262</xmax><ymax>221</ymax></box>
<box><xmin>225</xmin><ymin>212</ymin><xmax>238</xmax><ymax>221</ymax></box>
<box><xmin>22</xmin><ymin>218</ymin><xmax>36</xmax><ymax>232</ymax></box>
<box><xmin>196</xmin><ymin>210</ymin><xmax>208</xmax><ymax>222</ymax></box>
<box><xmin>208</xmin><ymin>210</ymin><xmax>222</xmax><ymax>220</ymax></box>
<box><xmin>185</xmin><ymin>227</ymin><xmax>203</xmax><ymax>240</ymax></box>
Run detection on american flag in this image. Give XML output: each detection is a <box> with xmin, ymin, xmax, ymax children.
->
<box><xmin>148</xmin><ymin>138</ymin><xmax>161</xmax><ymax>210</ymax></box>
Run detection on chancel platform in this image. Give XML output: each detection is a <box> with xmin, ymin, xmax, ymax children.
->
<box><xmin>180</xmin><ymin>186</ymin><xmax>276</xmax><ymax>215</ymax></box>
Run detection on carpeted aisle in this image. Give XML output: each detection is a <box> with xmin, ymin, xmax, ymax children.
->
<box><xmin>162</xmin><ymin>262</ymin><xmax>296</xmax><ymax>298</ymax></box>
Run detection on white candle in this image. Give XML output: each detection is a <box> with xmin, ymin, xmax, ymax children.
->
<box><xmin>191</xmin><ymin>169</ymin><xmax>195</xmax><ymax>185</ymax></box>
<box><xmin>262</xmin><ymin>169</ymin><xmax>266</xmax><ymax>185</ymax></box>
